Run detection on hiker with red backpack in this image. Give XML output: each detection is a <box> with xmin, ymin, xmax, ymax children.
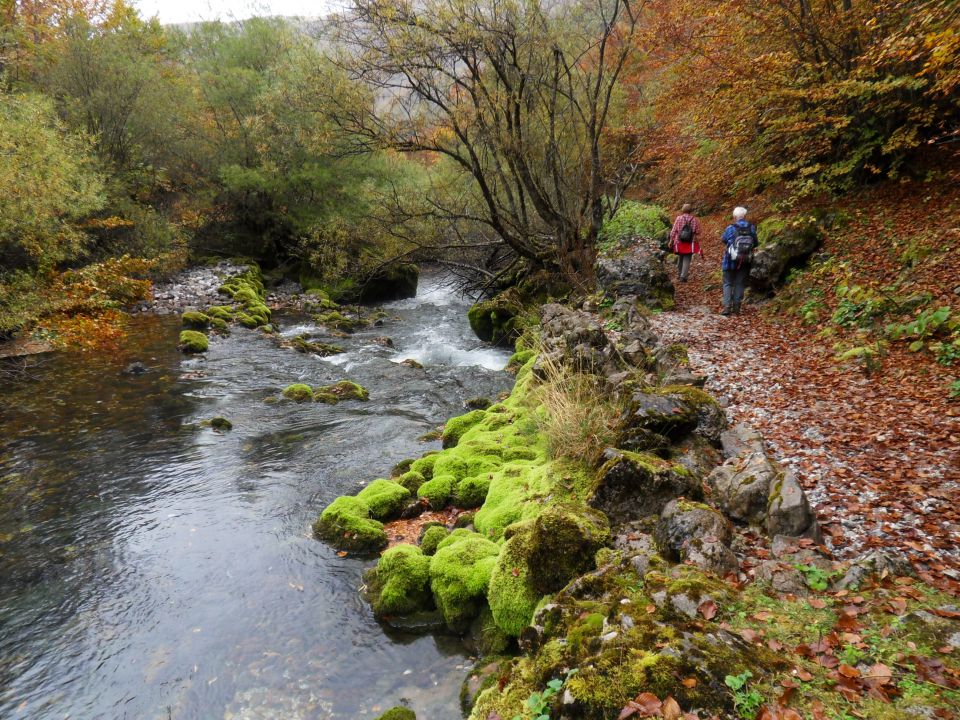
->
<box><xmin>669</xmin><ymin>203</ymin><xmax>702</xmax><ymax>282</ymax></box>
<box><xmin>720</xmin><ymin>206</ymin><xmax>758</xmax><ymax>315</ymax></box>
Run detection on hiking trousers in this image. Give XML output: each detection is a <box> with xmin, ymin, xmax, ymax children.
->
<box><xmin>676</xmin><ymin>253</ymin><xmax>692</xmax><ymax>280</ymax></box>
<box><xmin>722</xmin><ymin>266</ymin><xmax>750</xmax><ymax>309</ymax></box>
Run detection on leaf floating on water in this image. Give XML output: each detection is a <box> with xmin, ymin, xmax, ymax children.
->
<box><xmin>288</xmin><ymin>582</ymin><xmax>304</xmax><ymax>592</ymax></box>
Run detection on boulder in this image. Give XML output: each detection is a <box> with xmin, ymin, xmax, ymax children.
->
<box><xmin>655</xmin><ymin>499</ymin><xmax>738</xmax><ymax>575</ymax></box>
<box><xmin>836</xmin><ymin>549</ymin><xmax>915</xmax><ymax>590</ymax></box>
<box><xmin>708</xmin><ymin>451</ymin><xmax>778</xmax><ymax>526</ymax></box>
<box><xmin>767</xmin><ymin>469</ymin><xmax>822</xmax><ymax>542</ymax></box>
<box><xmin>536</xmin><ymin>303</ymin><xmax>610</xmax><ymax>375</ymax></box>
<box><xmin>595</xmin><ymin>246</ymin><xmax>674</xmax><ymax>309</ymax></box>
<box><xmin>589</xmin><ymin>449</ymin><xmax>702</xmax><ymax>524</ymax></box>
<box><xmin>720</xmin><ymin>424</ymin><xmax>765</xmax><ymax>459</ymax></box>
<box><xmin>752</xmin><ymin>560</ymin><xmax>811</xmax><ymax>595</ymax></box>
<box><xmin>749</xmin><ymin>218</ymin><xmax>824</xmax><ymax>293</ymax></box>
<box><xmin>467</xmin><ymin>288</ymin><xmax>525</xmax><ymax>343</ymax></box>
<box><xmin>619</xmin><ymin>390</ymin><xmax>699</xmax><ymax>440</ymax></box>
<box><xmin>358</xmin><ymin>263</ymin><xmax>419</xmax><ymax>303</ymax></box>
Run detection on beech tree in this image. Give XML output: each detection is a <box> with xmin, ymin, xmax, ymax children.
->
<box><xmin>329</xmin><ymin>0</ymin><xmax>645</xmax><ymax>285</ymax></box>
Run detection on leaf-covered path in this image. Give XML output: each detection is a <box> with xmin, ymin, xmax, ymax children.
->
<box><xmin>649</xmin><ymin>251</ymin><xmax>960</xmax><ymax>594</ymax></box>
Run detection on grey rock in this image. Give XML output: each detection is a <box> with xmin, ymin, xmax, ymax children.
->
<box><xmin>708</xmin><ymin>451</ymin><xmax>777</xmax><ymax>526</ymax></box>
<box><xmin>122</xmin><ymin>361</ymin><xmax>148</xmax><ymax>375</ymax></box>
<box><xmin>753</xmin><ymin>560</ymin><xmax>811</xmax><ymax>595</ymax></box>
<box><xmin>749</xmin><ymin>219</ymin><xmax>824</xmax><ymax>293</ymax></box>
<box><xmin>655</xmin><ymin>499</ymin><xmax>738</xmax><ymax>574</ymax></box>
<box><xmin>595</xmin><ymin>246</ymin><xmax>674</xmax><ymax>310</ymax></box>
<box><xmin>767</xmin><ymin>469</ymin><xmax>821</xmax><ymax>540</ymax></box>
<box><xmin>836</xmin><ymin>549</ymin><xmax>915</xmax><ymax>590</ymax></box>
<box><xmin>720</xmin><ymin>424</ymin><xmax>765</xmax><ymax>459</ymax></box>
<box><xmin>620</xmin><ymin>391</ymin><xmax>699</xmax><ymax>439</ymax></box>
<box><xmin>590</xmin><ymin>449</ymin><xmax>701</xmax><ymax>524</ymax></box>
<box><xmin>536</xmin><ymin>303</ymin><xmax>611</xmax><ymax>375</ymax></box>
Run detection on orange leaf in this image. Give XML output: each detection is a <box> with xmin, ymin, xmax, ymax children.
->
<box><xmin>809</xmin><ymin>598</ymin><xmax>827</xmax><ymax>609</ymax></box>
<box><xmin>681</xmin><ymin>677</ymin><xmax>698</xmax><ymax>689</ymax></box>
<box><xmin>839</xmin><ymin>664</ymin><xmax>861</xmax><ymax>678</ymax></box>
<box><xmin>662</xmin><ymin>696</ymin><xmax>682</xmax><ymax>720</ymax></box>
<box><xmin>698</xmin><ymin>599</ymin><xmax>718</xmax><ymax>620</ymax></box>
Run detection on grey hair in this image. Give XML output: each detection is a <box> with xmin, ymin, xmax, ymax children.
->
<box><xmin>732</xmin><ymin>206</ymin><xmax>748</xmax><ymax>220</ymax></box>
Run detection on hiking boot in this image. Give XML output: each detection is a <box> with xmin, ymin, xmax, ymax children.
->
<box><xmin>720</xmin><ymin>306</ymin><xmax>732</xmax><ymax>316</ymax></box>
<box><xmin>732</xmin><ymin>304</ymin><xmax>741</xmax><ymax>314</ymax></box>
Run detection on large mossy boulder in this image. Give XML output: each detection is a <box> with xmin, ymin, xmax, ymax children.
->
<box><xmin>428</xmin><ymin>530</ymin><xmax>500</xmax><ymax>632</ymax></box>
<box><xmin>590</xmin><ymin>449</ymin><xmax>702</xmax><ymax>525</ymax></box>
<box><xmin>595</xmin><ymin>245</ymin><xmax>674</xmax><ymax>310</ymax></box>
<box><xmin>467</xmin><ymin>289</ymin><xmax>525</xmax><ymax>344</ymax></box>
<box><xmin>367</xmin><ymin>544</ymin><xmax>432</xmax><ymax>617</ymax></box>
<box><xmin>313</xmin><ymin>495</ymin><xmax>388</xmax><ymax>554</ymax></box>
<box><xmin>358</xmin><ymin>263</ymin><xmax>419</xmax><ymax>303</ymax></box>
<box><xmin>525</xmin><ymin>506</ymin><xmax>611</xmax><ymax>594</ymax></box>
<box><xmin>441</xmin><ymin>409</ymin><xmax>487</xmax><ymax>449</ymax></box>
<box><xmin>749</xmin><ymin>217</ymin><xmax>824</xmax><ymax>293</ymax></box>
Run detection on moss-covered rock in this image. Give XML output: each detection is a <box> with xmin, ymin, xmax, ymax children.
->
<box><xmin>506</xmin><ymin>349</ymin><xmax>536</xmax><ymax>374</ymax></box>
<box><xmin>210</xmin><ymin>317</ymin><xmax>229</xmax><ymax>333</ymax></box>
<box><xmin>205</xmin><ymin>305</ymin><xmax>234</xmax><ymax>321</ymax></box>
<box><xmin>396</xmin><ymin>470</ymin><xmax>426</xmax><ymax>494</ymax></box>
<box><xmin>178</xmin><ymin>330</ymin><xmax>208</xmax><ymax>353</ymax></box>
<box><xmin>313</xmin><ymin>496</ymin><xmax>387</xmax><ymax>554</ymax></box>
<box><xmin>358</xmin><ymin>263</ymin><xmax>420</xmax><ymax>303</ymax></box>
<box><xmin>526</xmin><ymin>506</ymin><xmax>610</xmax><ymax>594</ymax></box>
<box><xmin>315</xmin><ymin>310</ymin><xmax>367</xmax><ymax>333</ymax></box>
<box><xmin>282</xmin><ymin>383</ymin><xmax>314</xmax><ymax>402</ymax></box>
<box><xmin>410</xmin><ymin>452</ymin><xmax>440</xmax><ymax>480</ymax></box>
<box><xmin>453</xmin><ymin>474</ymin><xmax>491</xmax><ymax>509</ymax></box>
<box><xmin>368</xmin><ymin>544</ymin><xmax>432</xmax><ymax>617</ymax></box>
<box><xmin>373</xmin><ymin>707</ymin><xmax>416</xmax><ymax>720</ymax></box>
<box><xmin>441</xmin><ymin>409</ymin><xmax>487</xmax><ymax>449</ymax></box>
<box><xmin>209</xmin><ymin>416</ymin><xmax>232</xmax><ymax>431</ymax></box>
<box><xmin>467</xmin><ymin>289</ymin><xmax>526</xmax><ymax>344</ymax></box>
<box><xmin>313</xmin><ymin>380</ymin><xmax>369</xmax><ymax>403</ymax></box>
<box><xmin>488</xmin><ymin>524</ymin><xmax>541</xmax><ymax>637</ymax></box>
<box><xmin>357</xmin><ymin>479</ymin><xmax>411</xmax><ymax>520</ymax></box>
<box><xmin>418</xmin><ymin>473</ymin><xmax>455</xmax><ymax>509</ymax></box>
<box><xmin>429</xmin><ymin>530</ymin><xmax>500</xmax><ymax>631</ymax></box>
<box><xmin>181</xmin><ymin>311</ymin><xmax>210</xmax><ymax>329</ymax></box>
<box><xmin>419</xmin><ymin>524</ymin><xmax>449</xmax><ymax>556</ymax></box>
<box><xmin>291</xmin><ymin>336</ymin><xmax>344</xmax><ymax>356</ymax></box>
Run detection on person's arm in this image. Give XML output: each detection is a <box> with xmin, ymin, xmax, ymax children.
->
<box><xmin>693</xmin><ymin>217</ymin><xmax>703</xmax><ymax>254</ymax></box>
<box><xmin>722</xmin><ymin>225</ymin><xmax>734</xmax><ymax>246</ymax></box>
<box><xmin>669</xmin><ymin>216</ymin><xmax>680</xmax><ymax>246</ymax></box>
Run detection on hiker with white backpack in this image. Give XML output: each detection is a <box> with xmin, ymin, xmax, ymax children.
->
<box><xmin>669</xmin><ymin>203</ymin><xmax>702</xmax><ymax>282</ymax></box>
<box><xmin>720</xmin><ymin>206</ymin><xmax>758</xmax><ymax>316</ymax></box>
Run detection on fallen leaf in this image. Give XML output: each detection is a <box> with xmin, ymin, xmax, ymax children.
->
<box><xmin>698</xmin><ymin>598</ymin><xmax>718</xmax><ymax>620</ymax></box>
<box><xmin>681</xmin><ymin>677</ymin><xmax>697</xmax><ymax>688</ymax></box>
<box><xmin>839</xmin><ymin>664</ymin><xmax>861</xmax><ymax>678</ymax></box>
<box><xmin>809</xmin><ymin>598</ymin><xmax>827</xmax><ymax>609</ymax></box>
<box><xmin>662</xmin><ymin>696</ymin><xmax>682</xmax><ymax>720</ymax></box>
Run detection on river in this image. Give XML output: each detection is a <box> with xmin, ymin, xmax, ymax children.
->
<box><xmin>0</xmin><ymin>275</ymin><xmax>513</xmax><ymax>719</ymax></box>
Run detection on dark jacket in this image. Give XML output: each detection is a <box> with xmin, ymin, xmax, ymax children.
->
<box><xmin>721</xmin><ymin>220</ymin><xmax>757</xmax><ymax>271</ymax></box>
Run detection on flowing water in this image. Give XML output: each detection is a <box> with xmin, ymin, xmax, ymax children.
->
<box><xmin>0</xmin><ymin>276</ymin><xmax>513</xmax><ymax>720</ymax></box>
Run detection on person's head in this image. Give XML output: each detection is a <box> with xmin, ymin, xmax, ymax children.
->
<box><xmin>732</xmin><ymin>206</ymin><xmax>748</xmax><ymax>221</ymax></box>
<box><xmin>681</xmin><ymin>203</ymin><xmax>693</xmax><ymax>214</ymax></box>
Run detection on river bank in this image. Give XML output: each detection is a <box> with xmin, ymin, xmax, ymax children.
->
<box><xmin>316</xmin><ymin>273</ymin><xmax>960</xmax><ymax>719</ymax></box>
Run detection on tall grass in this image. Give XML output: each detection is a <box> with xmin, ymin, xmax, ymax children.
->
<box><xmin>531</xmin><ymin>349</ymin><xmax>624</xmax><ymax>464</ymax></box>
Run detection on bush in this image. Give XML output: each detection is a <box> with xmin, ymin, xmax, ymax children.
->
<box><xmin>598</xmin><ymin>201</ymin><xmax>669</xmax><ymax>250</ymax></box>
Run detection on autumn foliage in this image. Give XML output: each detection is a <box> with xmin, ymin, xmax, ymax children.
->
<box><xmin>633</xmin><ymin>0</ymin><xmax>960</xmax><ymax>200</ymax></box>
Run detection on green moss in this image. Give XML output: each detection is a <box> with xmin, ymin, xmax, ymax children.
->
<box><xmin>209</xmin><ymin>416</ymin><xmax>232</xmax><ymax>431</ymax></box>
<box><xmin>658</xmin><ymin>384</ymin><xmax>720</xmax><ymax>410</ymax></box>
<box><xmin>390</xmin><ymin>458</ymin><xmax>414</xmax><ymax>477</ymax></box>
<box><xmin>418</xmin><ymin>473</ymin><xmax>455</xmax><ymax>509</ymax></box>
<box><xmin>291</xmin><ymin>336</ymin><xmax>343</xmax><ymax>356</ymax></box>
<box><xmin>370</xmin><ymin>544</ymin><xmax>432</xmax><ymax>617</ymax></box>
<box><xmin>488</xmin><ymin>525</ymin><xmax>541</xmax><ymax>637</ymax></box>
<box><xmin>429</xmin><ymin>530</ymin><xmax>500</xmax><ymax>631</ymax></box>
<box><xmin>282</xmin><ymin>383</ymin><xmax>314</xmax><ymax>402</ymax></box>
<box><xmin>420</xmin><ymin>524</ymin><xmax>449</xmax><ymax>556</ymax></box>
<box><xmin>315</xmin><ymin>310</ymin><xmax>367</xmax><ymax>333</ymax></box>
<box><xmin>453</xmin><ymin>475</ymin><xmax>491</xmax><ymax>508</ymax></box>
<box><xmin>313</xmin><ymin>496</ymin><xmax>387</xmax><ymax>553</ymax></box>
<box><xmin>210</xmin><ymin>317</ymin><xmax>229</xmax><ymax>332</ymax></box>
<box><xmin>314</xmin><ymin>380</ymin><xmax>369</xmax><ymax>402</ymax></box>
<box><xmin>373</xmin><ymin>707</ymin><xmax>416</xmax><ymax>720</ymax></box>
<box><xmin>441</xmin><ymin>410</ymin><xmax>487</xmax><ymax>449</ymax></box>
<box><xmin>506</xmin><ymin>349</ymin><xmax>536</xmax><ymax>373</ymax></box>
<box><xmin>181</xmin><ymin>311</ymin><xmax>210</xmax><ymax>329</ymax></box>
<box><xmin>397</xmin><ymin>470</ymin><xmax>426</xmax><ymax>493</ymax></box>
<box><xmin>357</xmin><ymin>479</ymin><xmax>411</xmax><ymax>520</ymax></box>
<box><xmin>410</xmin><ymin>453</ymin><xmax>439</xmax><ymax>480</ymax></box>
<box><xmin>205</xmin><ymin>305</ymin><xmax>234</xmax><ymax>320</ymax></box>
<box><xmin>235</xmin><ymin>312</ymin><xmax>259</xmax><ymax>328</ymax></box>
<box><xmin>178</xmin><ymin>330</ymin><xmax>208</xmax><ymax>353</ymax></box>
